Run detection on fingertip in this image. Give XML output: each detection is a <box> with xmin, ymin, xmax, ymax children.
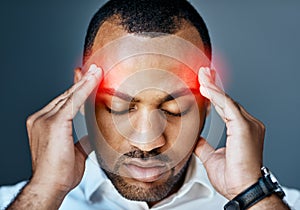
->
<box><xmin>96</xmin><ymin>66</ymin><xmax>103</xmax><ymax>78</ymax></box>
<box><xmin>86</xmin><ymin>65</ymin><xmax>103</xmax><ymax>81</ymax></box>
<box><xmin>198</xmin><ymin>67</ymin><xmax>211</xmax><ymax>85</ymax></box>
<box><xmin>88</xmin><ymin>64</ymin><xmax>98</xmax><ymax>72</ymax></box>
<box><xmin>198</xmin><ymin>67</ymin><xmax>205</xmax><ymax>75</ymax></box>
<box><xmin>200</xmin><ymin>86</ymin><xmax>210</xmax><ymax>99</ymax></box>
<box><xmin>198</xmin><ymin>67</ymin><xmax>205</xmax><ymax>80</ymax></box>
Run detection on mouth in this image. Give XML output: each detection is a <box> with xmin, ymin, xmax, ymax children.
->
<box><xmin>123</xmin><ymin>159</ymin><xmax>169</xmax><ymax>182</ymax></box>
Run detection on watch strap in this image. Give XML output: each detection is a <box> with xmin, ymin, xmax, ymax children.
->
<box><xmin>224</xmin><ymin>176</ymin><xmax>276</xmax><ymax>210</ymax></box>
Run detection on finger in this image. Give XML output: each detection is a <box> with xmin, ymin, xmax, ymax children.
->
<box><xmin>74</xmin><ymin>136</ymin><xmax>93</xmax><ymax>179</ymax></box>
<box><xmin>200</xmin><ymin>85</ymin><xmax>240</xmax><ymax>122</ymax></box>
<box><xmin>44</xmin><ymin>64</ymin><xmax>101</xmax><ymax>115</ymax></box>
<box><xmin>237</xmin><ymin>104</ymin><xmax>266</xmax><ymax>140</ymax></box>
<box><xmin>27</xmin><ymin>64</ymin><xmax>99</xmax><ymax>126</ymax></box>
<box><xmin>198</xmin><ymin>68</ymin><xmax>242</xmax><ymax>123</ymax></box>
<box><xmin>75</xmin><ymin>135</ymin><xmax>93</xmax><ymax>159</ymax></box>
<box><xmin>194</xmin><ymin>137</ymin><xmax>215</xmax><ymax>166</ymax></box>
<box><xmin>198</xmin><ymin>67</ymin><xmax>220</xmax><ymax>92</ymax></box>
<box><xmin>59</xmin><ymin>66</ymin><xmax>103</xmax><ymax>119</ymax></box>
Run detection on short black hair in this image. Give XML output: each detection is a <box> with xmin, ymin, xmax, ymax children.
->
<box><xmin>83</xmin><ymin>0</ymin><xmax>211</xmax><ymax>62</ymax></box>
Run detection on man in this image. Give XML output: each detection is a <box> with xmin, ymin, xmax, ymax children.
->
<box><xmin>1</xmin><ymin>0</ymin><xmax>299</xmax><ymax>209</ymax></box>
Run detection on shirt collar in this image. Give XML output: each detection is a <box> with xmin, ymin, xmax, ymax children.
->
<box><xmin>79</xmin><ymin>152</ymin><xmax>108</xmax><ymax>202</ymax></box>
<box><xmin>80</xmin><ymin>152</ymin><xmax>215</xmax><ymax>203</ymax></box>
<box><xmin>183</xmin><ymin>154</ymin><xmax>215</xmax><ymax>196</ymax></box>
<box><xmin>151</xmin><ymin>154</ymin><xmax>215</xmax><ymax>208</ymax></box>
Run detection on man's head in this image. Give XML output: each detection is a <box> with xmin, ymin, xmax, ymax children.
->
<box><xmin>75</xmin><ymin>0</ymin><xmax>211</xmax><ymax>205</ymax></box>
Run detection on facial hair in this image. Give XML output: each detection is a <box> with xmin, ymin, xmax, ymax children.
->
<box><xmin>96</xmin><ymin>148</ymin><xmax>191</xmax><ymax>202</ymax></box>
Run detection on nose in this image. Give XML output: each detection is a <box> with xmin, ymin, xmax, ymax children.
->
<box><xmin>128</xmin><ymin>108</ymin><xmax>167</xmax><ymax>151</ymax></box>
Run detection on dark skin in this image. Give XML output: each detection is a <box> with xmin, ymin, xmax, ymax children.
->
<box><xmin>7</xmin><ymin>20</ymin><xmax>289</xmax><ymax>209</ymax></box>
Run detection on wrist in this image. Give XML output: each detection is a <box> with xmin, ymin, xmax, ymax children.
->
<box><xmin>224</xmin><ymin>166</ymin><xmax>286</xmax><ymax>210</ymax></box>
<box><xmin>28</xmin><ymin>178</ymin><xmax>69</xmax><ymax>202</ymax></box>
<box><xmin>226</xmin><ymin>173</ymin><xmax>261</xmax><ymax>200</ymax></box>
<box><xmin>7</xmin><ymin>182</ymin><xmax>68</xmax><ymax>210</ymax></box>
<box><xmin>248</xmin><ymin>194</ymin><xmax>290</xmax><ymax>210</ymax></box>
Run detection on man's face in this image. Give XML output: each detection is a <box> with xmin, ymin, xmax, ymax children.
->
<box><xmin>84</xmin><ymin>22</ymin><xmax>208</xmax><ymax>202</ymax></box>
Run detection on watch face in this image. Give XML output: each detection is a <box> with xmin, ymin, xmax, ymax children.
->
<box><xmin>262</xmin><ymin>167</ymin><xmax>280</xmax><ymax>186</ymax></box>
<box><xmin>262</xmin><ymin>167</ymin><xmax>286</xmax><ymax>199</ymax></box>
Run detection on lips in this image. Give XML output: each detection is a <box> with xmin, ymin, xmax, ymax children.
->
<box><xmin>123</xmin><ymin>159</ymin><xmax>168</xmax><ymax>182</ymax></box>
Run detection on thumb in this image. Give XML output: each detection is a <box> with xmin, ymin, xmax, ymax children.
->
<box><xmin>75</xmin><ymin>135</ymin><xmax>93</xmax><ymax>159</ymax></box>
<box><xmin>194</xmin><ymin>137</ymin><xmax>215</xmax><ymax>166</ymax></box>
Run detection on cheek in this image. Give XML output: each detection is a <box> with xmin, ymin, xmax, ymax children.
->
<box><xmin>94</xmin><ymin>104</ymin><xmax>131</xmax><ymax>154</ymax></box>
<box><xmin>162</xmin><ymin>106</ymin><xmax>202</xmax><ymax>162</ymax></box>
<box><xmin>173</xmin><ymin>152</ymin><xmax>191</xmax><ymax>176</ymax></box>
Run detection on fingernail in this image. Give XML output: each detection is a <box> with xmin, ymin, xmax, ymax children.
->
<box><xmin>200</xmin><ymin>86</ymin><xmax>210</xmax><ymax>98</ymax></box>
<box><xmin>87</xmin><ymin>66</ymin><xmax>102</xmax><ymax>80</ymax></box>
<box><xmin>95</xmin><ymin>67</ymin><xmax>102</xmax><ymax>76</ymax></box>
<box><xmin>199</xmin><ymin>67</ymin><xmax>210</xmax><ymax>76</ymax></box>
<box><xmin>199</xmin><ymin>67</ymin><xmax>209</xmax><ymax>83</ymax></box>
<box><xmin>88</xmin><ymin>64</ymin><xmax>98</xmax><ymax>74</ymax></box>
<box><xmin>204</xmin><ymin>67</ymin><xmax>211</xmax><ymax>76</ymax></box>
<box><xmin>198</xmin><ymin>67</ymin><xmax>205</xmax><ymax>80</ymax></box>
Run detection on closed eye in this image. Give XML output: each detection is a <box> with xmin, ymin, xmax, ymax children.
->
<box><xmin>105</xmin><ymin>106</ymin><xmax>136</xmax><ymax>115</ymax></box>
<box><xmin>161</xmin><ymin>107</ymin><xmax>191</xmax><ymax>117</ymax></box>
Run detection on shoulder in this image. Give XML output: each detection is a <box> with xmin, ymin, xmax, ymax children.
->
<box><xmin>0</xmin><ymin>181</ymin><xmax>27</xmax><ymax>210</ymax></box>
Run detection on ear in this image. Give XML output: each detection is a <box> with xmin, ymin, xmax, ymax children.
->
<box><xmin>205</xmin><ymin>99</ymin><xmax>211</xmax><ymax>117</ymax></box>
<box><xmin>74</xmin><ymin>67</ymin><xmax>85</xmax><ymax>115</ymax></box>
<box><xmin>74</xmin><ymin>67</ymin><xmax>83</xmax><ymax>83</ymax></box>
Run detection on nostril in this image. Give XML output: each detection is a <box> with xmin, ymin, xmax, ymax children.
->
<box><xmin>128</xmin><ymin>136</ymin><xmax>166</xmax><ymax>152</ymax></box>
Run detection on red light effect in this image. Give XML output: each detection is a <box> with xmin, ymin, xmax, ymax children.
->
<box><xmin>212</xmin><ymin>50</ymin><xmax>230</xmax><ymax>89</ymax></box>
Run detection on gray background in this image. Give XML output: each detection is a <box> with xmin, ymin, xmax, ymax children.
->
<box><xmin>0</xmin><ymin>0</ymin><xmax>299</xmax><ymax>190</ymax></box>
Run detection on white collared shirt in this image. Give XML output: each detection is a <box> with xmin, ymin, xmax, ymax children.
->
<box><xmin>1</xmin><ymin>153</ymin><xmax>300</xmax><ymax>210</ymax></box>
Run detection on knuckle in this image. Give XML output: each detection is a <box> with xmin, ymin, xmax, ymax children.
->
<box><xmin>33</xmin><ymin>113</ymin><xmax>57</xmax><ymax>129</ymax></box>
<box><xmin>258</xmin><ymin>121</ymin><xmax>266</xmax><ymax>133</ymax></box>
<box><xmin>233</xmin><ymin>100</ymin><xmax>242</xmax><ymax>111</ymax></box>
<box><xmin>31</xmin><ymin>116</ymin><xmax>45</xmax><ymax>130</ymax></box>
<box><xmin>251</xmin><ymin>119</ymin><xmax>266</xmax><ymax>135</ymax></box>
<box><xmin>63</xmin><ymin>88</ymin><xmax>72</xmax><ymax>96</ymax></box>
<box><xmin>26</xmin><ymin>115</ymin><xmax>36</xmax><ymax>128</ymax></box>
<box><xmin>252</xmin><ymin>117</ymin><xmax>265</xmax><ymax>130</ymax></box>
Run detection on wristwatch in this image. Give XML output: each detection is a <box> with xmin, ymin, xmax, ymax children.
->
<box><xmin>223</xmin><ymin>166</ymin><xmax>285</xmax><ymax>210</ymax></box>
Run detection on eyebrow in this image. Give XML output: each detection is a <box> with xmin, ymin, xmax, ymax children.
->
<box><xmin>99</xmin><ymin>88</ymin><xmax>135</xmax><ymax>102</ymax></box>
<box><xmin>99</xmin><ymin>87</ymin><xmax>200</xmax><ymax>102</ymax></box>
<box><xmin>163</xmin><ymin>88</ymin><xmax>199</xmax><ymax>102</ymax></box>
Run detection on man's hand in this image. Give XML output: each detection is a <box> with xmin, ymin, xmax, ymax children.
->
<box><xmin>7</xmin><ymin>64</ymin><xmax>102</xmax><ymax>210</ymax></box>
<box><xmin>195</xmin><ymin>67</ymin><xmax>289</xmax><ymax>209</ymax></box>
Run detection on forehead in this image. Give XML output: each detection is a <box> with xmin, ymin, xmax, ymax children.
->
<box><xmin>102</xmin><ymin>55</ymin><xmax>199</xmax><ymax>95</ymax></box>
<box><xmin>87</xmin><ymin>21</ymin><xmax>208</xmax><ymax>93</ymax></box>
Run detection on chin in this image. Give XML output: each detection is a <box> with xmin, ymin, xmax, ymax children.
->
<box><xmin>101</xmin><ymin>157</ymin><xmax>191</xmax><ymax>202</ymax></box>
